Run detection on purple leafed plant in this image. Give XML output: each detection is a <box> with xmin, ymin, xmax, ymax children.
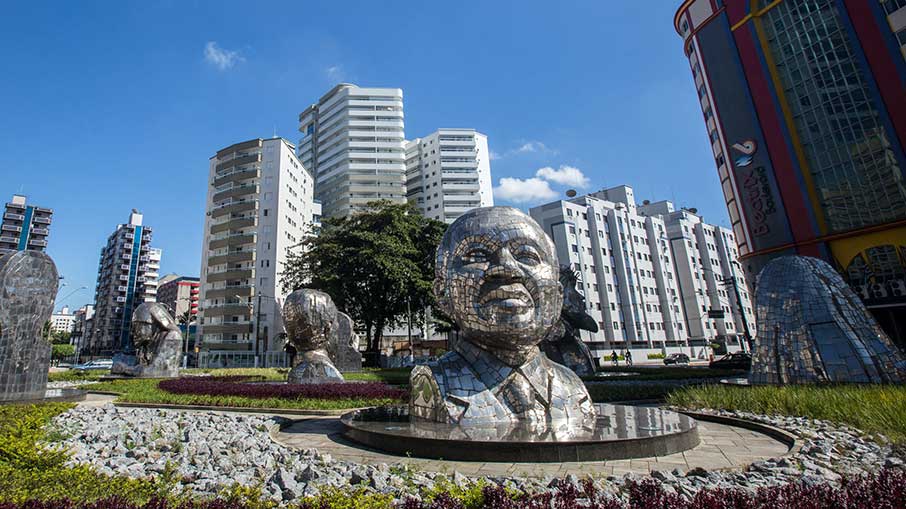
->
<box><xmin>158</xmin><ymin>376</ymin><xmax>407</xmax><ymax>401</ymax></box>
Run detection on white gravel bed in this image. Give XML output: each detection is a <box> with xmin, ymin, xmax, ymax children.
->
<box><xmin>47</xmin><ymin>404</ymin><xmax>905</xmax><ymax>503</ymax></box>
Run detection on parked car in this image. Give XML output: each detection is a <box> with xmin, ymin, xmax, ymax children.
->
<box><xmin>709</xmin><ymin>352</ymin><xmax>752</xmax><ymax>370</ymax></box>
<box><xmin>71</xmin><ymin>359</ymin><xmax>113</xmax><ymax>372</ymax></box>
<box><xmin>663</xmin><ymin>353</ymin><xmax>690</xmax><ymax>365</ymax></box>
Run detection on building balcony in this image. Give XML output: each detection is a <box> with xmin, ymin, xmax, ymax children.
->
<box><xmin>4</xmin><ymin>202</ymin><xmax>25</xmax><ymax>211</ymax></box>
<box><xmin>210</xmin><ymin>200</ymin><xmax>257</xmax><ymax>219</ymax></box>
<box><xmin>116</xmin><ymin>296</ymin><xmax>127</xmax><ymax>303</ymax></box>
<box><xmin>1</xmin><ymin>224</ymin><xmax>21</xmax><ymax>233</ymax></box>
<box><xmin>203</xmin><ymin>303</ymin><xmax>252</xmax><ymax>317</ymax></box>
<box><xmin>213</xmin><ymin>167</ymin><xmax>260</xmax><ymax>188</ymax></box>
<box><xmin>31</xmin><ymin>227</ymin><xmax>49</xmax><ymax>236</ymax></box>
<box><xmin>210</xmin><ymin>217</ymin><xmax>256</xmax><ymax>235</ymax></box>
<box><xmin>3</xmin><ymin>212</ymin><xmax>24</xmax><ymax>221</ymax></box>
<box><xmin>206</xmin><ymin>268</ymin><xmax>253</xmax><ymax>283</ymax></box>
<box><xmin>212</xmin><ymin>183</ymin><xmax>259</xmax><ymax>203</ymax></box>
<box><xmin>0</xmin><ymin>235</ymin><xmax>19</xmax><ymax>245</ymax></box>
<box><xmin>207</xmin><ymin>250</ymin><xmax>255</xmax><ymax>266</ymax></box>
<box><xmin>215</xmin><ymin>152</ymin><xmax>261</xmax><ymax>173</ymax></box>
<box><xmin>208</xmin><ymin>232</ymin><xmax>256</xmax><ymax>251</ymax></box>
<box><xmin>442</xmin><ymin>182</ymin><xmax>480</xmax><ymax>192</ymax></box>
<box><xmin>117</xmin><ymin>285</ymin><xmax>128</xmax><ymax>292</ymax></box>
<box><xmin>201</xmin><ymin>322</ymin><xmax>253</xmax><ymax>335</ymax></box>
<box><xmin>205</xmin><ymin>285</ymin><xmax>254</xmax><ymax>299</ymax></box>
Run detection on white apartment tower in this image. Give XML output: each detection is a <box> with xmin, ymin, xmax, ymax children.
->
<box><xmin>530</xmin><ymin>186</ymin><xmax>754</xmax><ymax>362</ymax></box>
<box><xmin>405</xmin><ymin>129</ymin><xmax>493</xmax><ymax>223</ymax></box>
<box><xmin>298</xmin><ymin>84</ymin><xmax>407</xmax><ymax>219</ymax></box>
<box><xmin>88</xmin><ymin>210</ymin><xmax>161</xmax><ymax>355</ymax></box>
<box><xmin>198</xmin><ymin>137</ymin><xmax>315</xmax><ymax>368</ymax></box>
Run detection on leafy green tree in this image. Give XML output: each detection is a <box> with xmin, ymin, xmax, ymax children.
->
<box><xmin>51</xmin><ymin>344</ymin><xmax>75</xmax><ymax>361</ymax></box>
<box><xmin>51</xmin><ymin>331</ymin><xmax>71</xmax><ymax>344</ymax></box>
<box><xmin>281</xmin><ymin>201</ymin><xmax>447</xmax><ymax>353</ymax></box>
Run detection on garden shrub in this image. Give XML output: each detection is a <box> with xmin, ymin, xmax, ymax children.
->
<box><xmin>158</xmin><ymin>377</ymin><xmax>406</xmax><ymax>401</ymax></box>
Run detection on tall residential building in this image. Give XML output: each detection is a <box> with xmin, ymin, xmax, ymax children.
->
<box><xmin>70</xmin><ymin>304</ymin><xmax>94</xmax><ymax>359</ymax></box>
<box><xmin>530</xmin><ymin>185</ymin><xmax>754</xmax><ymax>361</ymax></box>
<box><xmin>298</xmin><ymin>84</ymin><xmax>406</xmax><ymax>219</ymax></box>
<box><xmin>50</xmin><ymin>306</ymin><xmax>76</xmax><ymax>334</ymax></box>
<box><xmin>88</xmin><ymin>211</ymin><xmax>161</xmax><ymax>355</ymax></box>
<box><xmin>157</xmin><ymin>274</ymin><xmax>200</xmax><ymax>319</ymax></box>
<box><xmin>405</xmin><ymin>129</ymin><xmax>494</xmax><ymax>223</ymax></box>
<box><xmin>198</xmin><ymin>137</ymin><xmax>315</xmax><ymax>368</ymax></box>
<box><xmin>0</xmin><ymin>194</ymin><xmax>53</xmax><ymax>254</ymax></box>
<box><xmin>674</xmin><ymin>0</ymin><xmax>906</xmax><ymax>344</ymax></box>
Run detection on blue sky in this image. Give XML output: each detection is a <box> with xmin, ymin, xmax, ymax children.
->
<box><xmin>0</xmin><ymin>1</ymin><xmax>725</xmax><ymax>312</ymax></box>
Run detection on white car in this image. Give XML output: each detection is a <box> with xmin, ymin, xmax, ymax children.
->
<box><xmin>72</xmin><ymin>359</ymin><xmax>113</xmax><ymax>371</ymax></box>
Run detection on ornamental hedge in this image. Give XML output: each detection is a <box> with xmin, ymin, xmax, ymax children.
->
<box><xmin>158</xmin><ymin>377</ymin><xmax>407</xmax><ymax>402</ymax></box>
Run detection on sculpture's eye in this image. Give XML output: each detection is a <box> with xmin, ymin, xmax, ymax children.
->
<box><xmin>462</xmin><ymin>248</ymin><xmax>489</xmax><ymax>264</ymax></box>
<box><xmin>513</xmin><ymin>245</ymin><xmax>541</xmax><ymax>265</ymax></box>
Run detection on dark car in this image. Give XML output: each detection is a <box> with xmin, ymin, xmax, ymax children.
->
<box><xmin>663</xmin><ymin>353</ymin><xmax>690</xmax><ymax>365</ymax></box>
<box><xmin>709</xmin><ymin>352</ymin><xmax>752</xmax><ymax>370</ymax></box>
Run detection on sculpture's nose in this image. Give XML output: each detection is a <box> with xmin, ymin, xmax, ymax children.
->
<box><xmin>486</xmin><ymin>247</ymin><xmax>522</xmax><ymax>281</ymax></box>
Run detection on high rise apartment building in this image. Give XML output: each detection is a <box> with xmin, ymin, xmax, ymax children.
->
<box><xmin>69</xmin><ymin>304</ymin><xmax>94</xmax><ymax>360</ymax></box>
<box><xmin>298</xmin><ymin>84</ymin><xmax>406</xmax><ymax>219</ymax></box>
<box><xmin>50</xmin><ymin>306</ymin><xmax>76</xmax><ymax>334</ymax></box>
<box><xmin>157</xmin><ymin>274</ymin><xmax>200</xmax><ymax>319</ymax></box>
<box><xmin>405</xmin><ymin>129</ymin><xmax>494</xmax><ymax>223</ymax></box>
<box><xmin>88</xmin><ymin>211</ymin><xmax>161</xmax><ymax>355</ymax></box>
<box><xmin>0</xmin><ymin>194</ymin><xmax>52</xmax><ymax>255</ymax></box>
<box><xmin>530</xmin><ymin>186</ymin><xmax>754</xmax><ymax>361</ymax></box>
<box><xmin>198</xmin><ymin>137</ymin><xmax>315</xmax><ymax>368</ymax></box>
<box><xmin>674</xmin><ymin>0</ymin><xmax>906</xmax><ymax>343</ymax></box>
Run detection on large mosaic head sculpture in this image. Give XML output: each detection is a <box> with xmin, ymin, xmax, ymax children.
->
<box><xmin>750</xmin><ymin>256</ymin><xmax>906</xmax><ymax>384</ymax></box>
<box><xmin>412</xmin><ymin>207</ymin><xmax>595</xmax><ymax>425</ymax></box>
<box><xmin>116</xmin><ymin>302</ymin><xmax>182</xmax><ymax>378</ymax></box>
<box><xmin>433</xmin><ymin>206</ymin><xmax>563</xmax><ymax>364</ymax></box>
<box><xmin>283</xmin><ymin>288</ymin><xmax>344</xmax><ymax>383</ymax></box>
<box><xmin>0</xmin><ymin>251</ymin><xmax>58</xmax><ymax>402</ymax></box>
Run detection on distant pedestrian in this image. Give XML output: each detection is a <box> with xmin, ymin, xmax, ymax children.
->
<box><xmin>611</xmin><ymin>350</ymin><xmax>619</xmax><ymax>366</ymax></box>
<box><xmin>625</xmin><ymin>350</ymin><xmax>633</xmax><ymax>367</ymax></box>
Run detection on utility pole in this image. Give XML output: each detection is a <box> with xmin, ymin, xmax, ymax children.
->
<box><xmin>719</xmin><ymin>268</ymin><xmax>752</xmax><ymax>352</ymax></box>
<box><xmin>254</xmin><ymin>293</ymin><xmax>262</xmax><ymax>368</ymax></box>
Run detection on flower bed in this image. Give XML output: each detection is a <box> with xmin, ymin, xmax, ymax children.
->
<box><xmin>158</xmin><ymin>376</ymin><xmax>407</xmax><ymax>401</ymax></box>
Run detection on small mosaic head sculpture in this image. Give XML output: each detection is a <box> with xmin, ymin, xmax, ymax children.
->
<box><xmin>283</xmin><ymin>288</ymin><xmax>345</xmax><ymax>383</ymax></box>
<box><xmin>121</xmin><ymin>302</ymin><xmax>182</xmax><ymax>377</ymax></box>
<box><xmin>434</xmin><ymin>206</ymin><xmax>562</xmax><ymax>365</ymax></box>
<box><xmin>283</xmin><ymin>289</ymin><xmax>338</xmax><ymax>352</ymax></box>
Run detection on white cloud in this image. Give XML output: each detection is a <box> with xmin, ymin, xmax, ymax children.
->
<box><xmin>325</xmin><ymin>65</ymin><xmax>346</xmax><ymax>82</ymax></box>
<box><xmin>489</xmin><ymin>150</ymin><xmax>501</xmax><ymax>161</ymax></box>
<box><xmin>493</xmin><ymin>140</ymin><xmax>558</xmax><ymax>160</ymax></box>
<box><xmin>535</xmin><ymin>165</ymin><xmax>590</xmax><ymax>188</ymax></box>
<box><xmin>516</xmin><ymin>141</ymin><xmax>550</xmax><ymax>154</ymax></box>
<box><xmin>493</xmin><ymin>177</ymin><xmax>558</xmax><ymax>204</ymax></box>
<box><xmin>204</xmin><ymin>41</ymin><xmax>244</xmax><ymax>70</ymax></box>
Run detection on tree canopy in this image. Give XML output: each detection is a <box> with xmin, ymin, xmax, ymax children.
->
<box><xmin>281</xmin><ymin>201</ymin><xmax>447</xmax><ymax>353</ymax></box>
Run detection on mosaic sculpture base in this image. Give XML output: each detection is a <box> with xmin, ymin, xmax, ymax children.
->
<box><xmin>341</xmin><ymin>404</ymin><xmax>699</xmax><ymax>462</ymax></box>
<box><xmin>0</xmin><ymin>388</ymin><xmax>87</xmax><ymax>405</ymax></box>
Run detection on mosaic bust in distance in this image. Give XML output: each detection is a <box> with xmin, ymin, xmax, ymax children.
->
<box><xmin>410</xmin><ymin>206</ymin><xmax>596</xmax><ymax>425</ymax></box>
<box><xmin>113</xmin><ymin>302</ymin><xmax>183</xmax><ymax>378</ymax></box>
<box><xmin>283</xmin><ymin>288</ymin><xmax>344</xmax><ymax>384</ymax></box>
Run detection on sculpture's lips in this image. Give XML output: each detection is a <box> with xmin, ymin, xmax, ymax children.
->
<box><xmin>479</xmin><ymin>283</ymin><xmax>533</xmax><ymax>311</ymax></box>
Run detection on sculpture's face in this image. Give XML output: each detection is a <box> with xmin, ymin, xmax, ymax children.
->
<box><xmin>284</xmin><ymin>290</ymin><xmax>336</xmax><ymax>351</ymax></box>
<box><xmin>131</xmin><ymin>320</ymin><xmax>154</xmax><ymax>346</ymax></box>
<box><xmin>437</xmin><ymin>208</ymin><xmax>561</xmax><ymax>353</ymax></box>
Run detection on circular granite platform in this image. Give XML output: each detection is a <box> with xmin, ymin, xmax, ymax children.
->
<box><xmin>341</xmin><ymin>404</ymin><xmax>699</xmax><ymax>462</ymax></box>
<box><xmin>0</xmin><ymin>388</ymin><xmax>87</xmax><ymax>405</ymax></box>
<box><xmin>275</xmin><ymin>413</ymin><xmax>790</xmax><ymax>477</ymax></box>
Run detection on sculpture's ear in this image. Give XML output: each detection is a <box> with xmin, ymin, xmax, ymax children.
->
<box><xmin>433</xmin><ymin>277</ymin><xmax>451</xmax><ymax>317</ymax></box>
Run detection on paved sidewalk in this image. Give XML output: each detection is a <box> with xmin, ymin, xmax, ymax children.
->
<box><xmin>273</xmin><ymin>417</ymin><xmax>789</xmax><ymax>478</ymax></box>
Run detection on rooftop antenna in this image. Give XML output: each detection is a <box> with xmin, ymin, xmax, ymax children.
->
<box><xmin>273</xmin><ymin>124</ymin><xmax>277</xmax><ymax>139</ymax></box>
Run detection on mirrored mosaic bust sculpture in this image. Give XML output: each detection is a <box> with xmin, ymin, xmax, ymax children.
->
<box><xmin>328</xmin><ymin>311</ymin><xmax>362</xmax><ymax>372</ymax></box>
<box><xmin>750</xmin><ymin>256</ymin><xmax>906</xmax><ymax>384</ymax></box>
<box><xmin>284</xmin><ymin>289</ymin><xmax>344</xmax><ymax>384</ymax></box>
<box><xmin>410</xmin><ymin>207</ymin><xmax>596</xmax><ymax>425</ymax></box>
<box><xmin>112</xmin><ymin>303</ymin><xmax>182</xmax><ymax>378</ymax></box>
<box><xmin>540</xmin><ymin>266</ymin><xmax>599</xmax><ymax>377</ymax></box>
<box><xmin>0</xmin><ymin>251</ymin><xmax>58</xmax><ymax>402</ymax></box>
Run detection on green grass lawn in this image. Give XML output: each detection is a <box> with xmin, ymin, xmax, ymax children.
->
<box><xmin>47</xmin><ymin>370</ymin><xmax>107</xmax><ymax>383</ymax></box>
<box><xmin>668</xmin><ymin>384</ymin><xmax>906</xmax><ymax>444</ymax></box>
<box><xmin>85</xmin><ymin>378</ymin><xmax>403</xmax><ymax>411</ymax></box>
